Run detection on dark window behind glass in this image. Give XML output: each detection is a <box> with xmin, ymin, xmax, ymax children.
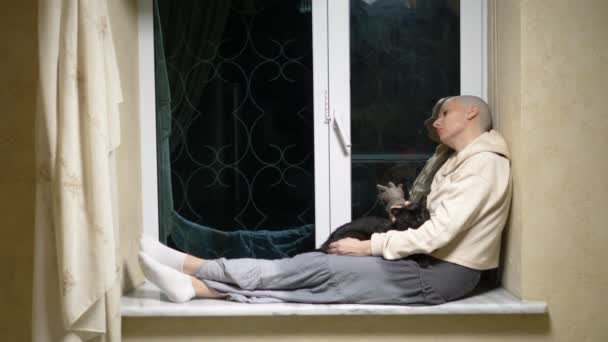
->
<box><xmin>350</xmin><ymin>0</ymin><xmax>460</xmax><ymax>218</ymax></box>
<box><xmin>155</xmin><ymin>0</ymin><xmax>316</xmax><ymax>258</ymax></box>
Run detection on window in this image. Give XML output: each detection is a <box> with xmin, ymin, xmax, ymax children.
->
<box><xmin>125</xmin><ymin>0</ymin><xmax>548</xmax><ymax>316</ymax></box>
<box><xmin>138</xmin><ymin>0</ymin><xmax>487</xmax><ymax>255</ymax></box>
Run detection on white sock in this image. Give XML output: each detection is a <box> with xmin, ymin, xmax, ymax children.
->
<box><xmin>138</xmin><ymin>252</ymin><xmax>196</xmax><ymax>303</ymax></box>
<box><xmin>140</xmin><ymin>236</ymin><xmax>186</xmax><ymax>272</ymax></box>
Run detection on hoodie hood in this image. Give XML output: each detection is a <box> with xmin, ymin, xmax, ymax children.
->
<box><xmin>440</xmin><ymin>130</ymin><xmax>511</xmax><ymax>176</ymax></box>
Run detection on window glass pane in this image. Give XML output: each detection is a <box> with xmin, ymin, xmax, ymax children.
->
<box><xmin>350</xmin><ymin>0</ymin><xmax>460</xmax><ymax>218</ymax></box>
<box><xmin>156</xmin><ymin>0</ymin><xmax>315</xmax><ymax>258</ymax></box>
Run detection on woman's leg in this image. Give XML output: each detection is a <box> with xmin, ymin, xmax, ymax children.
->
<box><xmin>183</xmin><ymin>254</ymin><xmax>205</xmax><ymax>275</ymax></box>
<box><xmin>139</xmin><ymin>252</ymin><xmax>227</xmax><ymax>302</ymax></box>
<box><xmin>193</xmin><ymin>252</ymin><xmax>331</xmax><ymax>291</ymax></box>
<box><xmin>140</xmin><ymin>236</ymin><xmax>331</xmax><ymax>297</ymax></box>
<box><xmin>191</xmin><ymin>277</ymin><xmax>228</xmax><ymax>299</ymax></box>
<box><xmin>142</xmin><ymin>235</ymin><xmax>330</xmax><ymax>291</ymax></box>
<box><xmin>141</xmin><ymin>235</ymin><xmax>217</xmax><ymax>276</ymax></box>
<box><xmin>140</xmin><ymin>235</ymin><xmax>188</xmax><ymax>271</ymax></box>
<box><xmin>142</xmin><ymin>234</ymin><xmax>225</xmax><ymax>277</ymax></box>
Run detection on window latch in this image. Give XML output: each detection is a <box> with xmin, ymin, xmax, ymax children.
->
<box><xmin>332</xmin><ymin>109</ymin><xmax>351</xmax><ymax>155</ymax></box>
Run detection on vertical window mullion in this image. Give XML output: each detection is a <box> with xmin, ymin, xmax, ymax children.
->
<box><xmin>327</xmin><ymin>0</ymin><xmax>352</xmax><ymax>231</ymax></box>
<box><xmin>313</xmin><ymin>0</ymin><xmax>333</xmax><ymax>247</ymax></box>
<box><xmin>138</xmin><ymin>0</ymin><xmax>159</xmax><ymax>239</ymax></box>
<box><xmin>460</xmin><ymin>0</ymin><xmax>488</xmax><ymax>100</ymax></box>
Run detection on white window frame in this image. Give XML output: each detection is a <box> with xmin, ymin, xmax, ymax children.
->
<box><xmin>137</xmin><ymin>0</ymin><xmax>488</xmax><ymax>246</ymax></box>
<box><xmin>138</xmin><ymin>0</ymin><xmax>159</xmax><ymax>238</ymax></box>
<box><xmin>324</xmin><ymin>0</ymin><xmax>488</xmax><ymax>237</ymax></box>
<box><xmin>461</xmin><ymin>0</ymin><xmax>488</xmax><ymax>101</ymax></box>
<box><xmin>311</xmin><ymin>0</ymin><xmax>332</xmax><ymax>247</ymax></box>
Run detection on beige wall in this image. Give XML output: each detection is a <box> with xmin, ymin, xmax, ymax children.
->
<box><xmin>489</xmin><ymin>0</ymin><xmax>523</xmax><ymax>297</ymax></box>
<box><xmin>0</xmin><ymin>1</ymin><xmax>37</xmax><ymax>341</ymax></box>
<box><xmin>2</xmin><ymin>0</ymin><xmax>607</xmax><ymax>341</ymax></box>
<box><xmin>518</xmin><ymin>0</ymin><xmax>608</xmax><ymax>337</ymax></box>
<box><xmin>492</xmin><ymin>3</ymin><xmax>608</xmax><ymax>341</ymax></box>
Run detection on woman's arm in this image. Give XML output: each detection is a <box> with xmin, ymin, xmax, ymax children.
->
<box><xmin>327</xmin><ymin>238</ymin><xmax>372</xmax><ymax>256</ymax></box>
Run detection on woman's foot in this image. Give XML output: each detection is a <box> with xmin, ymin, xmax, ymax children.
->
<box><xmin>192</xmin><ymin>279</ymin><xmax>229</xmax><ymax>300</ymax></box>
<box><xmin>138</xmin><ymin>252</ymin><xmax>195</xmax><ymax>303</ymax></box>
<box><xmin>139</xmin><ymin>252</ymin><xmax>227</xmax><ymax>302</ymax></box>
<box><xmin>140</xmin><ymin>236</ymin><xmax>187</xmax><ymax>272</ymax></box>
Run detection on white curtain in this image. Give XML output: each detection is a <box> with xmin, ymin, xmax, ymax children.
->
<box><xmin>33</xmin><ymin>0</ymin><xmax>123</xmax><ymax>341</ymax></box>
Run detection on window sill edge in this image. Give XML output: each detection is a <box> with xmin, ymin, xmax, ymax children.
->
<box><xmin>121</xmin><ymin>282</ymin><xmax>547</xmax><ymax>317</ymax></box>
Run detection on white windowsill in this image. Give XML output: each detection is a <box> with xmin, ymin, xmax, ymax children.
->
<box><xmin>121</xmin><ymin>281</ymin><xmax>547</xmax><ymax>316</ymax></box>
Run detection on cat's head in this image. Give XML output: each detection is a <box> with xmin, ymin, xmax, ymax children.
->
<box><xmin>390</xmin><ymin>196</ymin><xmax>430</xmax><ymax>229</ymax></box>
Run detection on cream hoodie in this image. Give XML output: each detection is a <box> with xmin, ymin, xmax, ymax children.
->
<box><xmin>371</xmin><ymin>130</ymin><xmax>512</xmax><ymax>270</ymax></box>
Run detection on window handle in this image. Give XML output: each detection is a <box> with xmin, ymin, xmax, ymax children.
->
<box><xmin>332</xmin><ymin>109</ymin><xmax>351</xmax><ymax>154</ymax></box>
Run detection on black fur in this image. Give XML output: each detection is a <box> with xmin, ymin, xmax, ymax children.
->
<box><xmin>318</xmin><ymin>197</ymin><xmax>430</xmax><ymax>253</ymax></box>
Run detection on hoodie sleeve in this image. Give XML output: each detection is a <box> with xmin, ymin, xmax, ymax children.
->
<box><xmin>370</xmin><ymin>172</ymin><xmax>492</xmax><ymax>259</ymax></box>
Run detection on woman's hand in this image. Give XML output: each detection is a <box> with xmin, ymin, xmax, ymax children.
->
<box><xmin>389</xmin><ymin>201</ymin><xmax>411</xmax><ymax>222</ymax></box>
<box><xmin>327</xmin><ymin>238</ymin><xmax>372</xmax><ymax>256</ymax></box>
<box><xmin>391</xmin><ymin>201</ymin><xmax>411</xmax><ymax>209</ymax></box>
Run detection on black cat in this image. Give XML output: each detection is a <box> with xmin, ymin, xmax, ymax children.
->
<box><xmin>318</xmin><ymin>197</ymin><xmax>430</xmax><ymax>253</ymax></box>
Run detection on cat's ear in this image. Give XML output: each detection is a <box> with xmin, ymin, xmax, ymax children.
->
<box><xmin>390</xmin><ymin>207</ymin><xmax>402</xmax><ymax>217</ymax></box>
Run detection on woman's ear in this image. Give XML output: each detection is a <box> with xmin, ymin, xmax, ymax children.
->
<box><xmin>466</xmin><ymin>105</ymin><xmax>480</xmax><ymax>120</ymax></box>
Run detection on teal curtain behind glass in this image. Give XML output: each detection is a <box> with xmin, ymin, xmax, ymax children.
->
<box><xmin>154</xmin><ymin>0</ymin><xmax>173</xmax><ymax>244</ymax></box>
<box><xmin>153</xmin><ymin>0</ymin><xmax>314</xmax><ymax>258</ymax></box>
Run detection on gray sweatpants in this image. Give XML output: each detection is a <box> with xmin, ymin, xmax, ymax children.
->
<box><xmin>195</xmin><ymin>252</ymin><xmax>480</xmax><ymax>305</ymax></box>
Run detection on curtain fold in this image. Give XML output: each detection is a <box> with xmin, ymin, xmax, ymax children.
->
<box><xmin>33</xmin><ymin>0</ymin><xmax>123</xmax><ymax>341</ymax></box>
<box><xmin>154</xmin><ymin>0</ymin><xmax>231</xmax><ymax>243</ymax></box>
<box><xmin>156</xmin><ymin>0</ymin><xmax>231</xmax><ymax>154</ymax></box>
<box><xmin>154</xmin><ymin>0</ymin><xmax>174</xmax><ymax>244</ymax></box>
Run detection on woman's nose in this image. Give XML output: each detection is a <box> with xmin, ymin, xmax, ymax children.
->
<box><xmin>432</xmin><ymin>118</ymin><xmax>441</xmax><ymax>128</ymax></box>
